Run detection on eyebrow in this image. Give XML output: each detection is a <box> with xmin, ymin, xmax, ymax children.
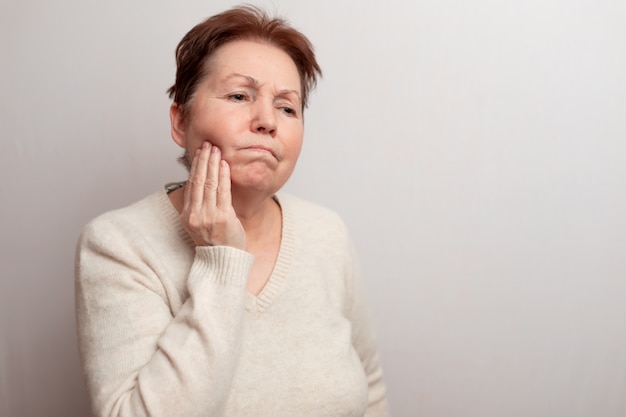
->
<box><xmin>223</xmin><ymin>72</ymin><xmax>302</xmax><ymax>101</ymax></box>
<box><xmin>224</xmin><ymin>73</ymin><xmax>259</xmax><ymax>87</ymax></box>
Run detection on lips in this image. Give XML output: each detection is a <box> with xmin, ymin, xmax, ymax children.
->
<box><xmin>242</xmin><ymin>145</ymin><xmax>278</xmax><ymax>159</ymax></box>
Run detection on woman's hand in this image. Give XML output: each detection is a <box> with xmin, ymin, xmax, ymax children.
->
<box><xmin>181</xmin><ymin>141</ymin><xmax>247</xmax><ymax>250</ymax></box>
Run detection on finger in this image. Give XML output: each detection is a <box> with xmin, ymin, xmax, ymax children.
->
<box><xmin>216</xmin><ymin>159</ymin><xmax>232</xmax><ymax>209</ymax></box>
<box><xmin>183</xmin><ymin>147</ymin><xmax>201</xmax><ymax>211</ymax></box>
<box><xmin>203</xmin><ymin>145</ymin><xmax>221</xmax><ymax>208</ymax></box>
<box><xmin>188</xmin><ymin>142</ymin><xmax>211</xmax><ymax>213</ymax></box>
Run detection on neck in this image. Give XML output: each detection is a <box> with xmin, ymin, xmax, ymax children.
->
<box><xmin>168</xmin><ymin>185</ymin><xmax>281</xmax><ymax>246</ymax></box>
<box><xmin>231</xmin><ymin>188</ymin><xmax>280</xmax><ymax>244</ymax></box>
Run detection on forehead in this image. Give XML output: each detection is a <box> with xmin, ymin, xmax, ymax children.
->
<box><xmin>205</xmin><ymin>40</ymin><xmax>301</xmax><ymax>91</ymax></box>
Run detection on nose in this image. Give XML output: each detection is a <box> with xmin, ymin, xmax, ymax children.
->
<box><xmin>251</xmin><ymin>98</ymin><xmax>277</xmax><ymax>137</ymax></box>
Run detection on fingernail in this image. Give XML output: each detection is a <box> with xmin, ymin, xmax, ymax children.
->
<box><xmin>212</xmin><ymin>146</ymin><xmax>219</xmax><ymax>154</ymax></box>
<box><xmin>202</xmin><ymin>142</ymin><xmax>209</xmax><ymax>149</ymax></box>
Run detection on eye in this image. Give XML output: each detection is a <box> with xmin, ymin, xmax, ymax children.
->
<box><xmin>280</xmin><ymin>106</ymin><xmax>297</xmax><ymax>117</ymax></box>
<box><xmin>228</xmin><ymin>93</ymin><xmax>247</xmax><ymax>102</ymax></box>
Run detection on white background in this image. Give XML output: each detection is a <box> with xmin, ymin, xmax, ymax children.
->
<box><xmin>1</xmin><ymin>0</ymin><xmax>625</xmax><ymax>416</ymax></box>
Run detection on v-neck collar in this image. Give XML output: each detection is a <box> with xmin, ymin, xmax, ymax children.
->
<box><xmin>244</xmin><ymin>193</ymin><xmax>294</xmax><ymax>313</ymax></box>
<box><xmin>159</xmin><ymin>186</ymin><xmax>294</xmax><ymax>313</ymax></box>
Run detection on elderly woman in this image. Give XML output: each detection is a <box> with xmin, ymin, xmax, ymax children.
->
<box><xmin>75</xmin><ymin>6</ymin><xmax>389</xmax><ymax>417</ymax></box>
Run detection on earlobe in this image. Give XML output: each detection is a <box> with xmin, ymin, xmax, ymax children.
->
<box><xmin>170</xmin><ymin>104</ymin><xmax>187</xmax><ymax>147</ymax></box>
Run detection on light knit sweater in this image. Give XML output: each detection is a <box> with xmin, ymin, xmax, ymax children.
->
<box><xmin>75</xmin><ymin>187</ymin><xmax>390</xmax><ymax>417</ymax></box>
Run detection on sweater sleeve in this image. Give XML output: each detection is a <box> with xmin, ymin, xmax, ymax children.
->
<box><xmin>75</xmin><ymin>218</ymin><xmax>255</xmax><ymax>417</ymax></box>
<box><xmin>345</xmin><ymin>240</ymin><xmax>391</xmax><ymax>417</ymax></box>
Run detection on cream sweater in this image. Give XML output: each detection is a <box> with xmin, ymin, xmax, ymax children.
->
<box><xmin>75</xmin><ymin>188</ymin><xmax>389</xmax><ymax>417</ymax></box>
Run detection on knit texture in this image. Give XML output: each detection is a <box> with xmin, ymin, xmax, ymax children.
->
<box><xmin>75</xmin><ymin>188</ymin><xmax>390</xmax><ymax>417</ymax></box>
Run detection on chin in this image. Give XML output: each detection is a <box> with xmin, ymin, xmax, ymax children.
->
<box><xmin>232</xmin><ymin>163</ymin><xmax>284</xmax><ymax>187</ymax></box>
<box><xmin>231</xmin><ymin>173</ymin><xmax>278</xmax><ymax>196</ymax></box>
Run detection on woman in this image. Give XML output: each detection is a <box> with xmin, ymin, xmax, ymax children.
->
<box><xmin>75</xmin><ymin>6</ymin><xmax>389</xmax><ymax>417</ymax></box>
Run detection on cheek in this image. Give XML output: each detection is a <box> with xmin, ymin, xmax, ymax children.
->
<box><xmin>186</xmin><ymin>119</ymin><xmax>228</xmax><ymax>150</ymax></box>
<box><xmin>287</xmin><ymin>128</ymin><xmax>304</xmax><ymax>155</ymax></box>
<box><xmin>290</xmin><ymin>139</ymin><xmax>303</xmax><ymax>158</ymax></box>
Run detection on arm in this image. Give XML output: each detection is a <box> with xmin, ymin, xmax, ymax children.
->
<box><xmin>76</xmin><ymin>235</ymin><xmax>253</xmax><ymax>417</ymax></box>
<box><xmin>345</xmin><ymin>241</ymin><xmax>391</xmax><ymax>417</ymax></box>
<box><xmin>76</xmin><ymin>142</ymin><xmax>250</xmax><ymax>417</ymax></box>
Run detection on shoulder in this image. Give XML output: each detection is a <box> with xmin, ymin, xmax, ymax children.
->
<box><xmin>78</xmin><ymin>190</ymin><xmax>174</xmax><ymax>251</ymax></box>
<box><xmin>277</xmin><ymin>193</ymin><xmax>345</xmax><ymax>226</ymax></box>
<box><xmin>75</xmin><ymin>190</ymin><xmax>185</xmax><ymax>292</ymax></box>
<box><xmin>82</xmin><ymin>192</ymin><xmax>157</xmax><ymax>233</ymax></box>
<box><xmin>276</xmin><ymin>192</ymin><xmax>352</xmax><ymax>250</ymax></box>
<box><xmin>75</xmin><ymin>192</ymin><xmax>180</xmax><ymax>318</ymax></box>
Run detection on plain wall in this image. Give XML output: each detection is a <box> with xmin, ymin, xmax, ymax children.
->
<box><xmin>1</xmin><ymin>0</ymin><xmax>625</xmax><ymax>416</ymax></box>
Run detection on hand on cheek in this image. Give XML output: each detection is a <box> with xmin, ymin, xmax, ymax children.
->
<box><xmin>180</xmin><ymin>141</ymin><xmax>246</xmax><ymax>249</ymax></box>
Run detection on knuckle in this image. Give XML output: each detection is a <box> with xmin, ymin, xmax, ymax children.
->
<box><xmin>186</xmin><ymin>179</ymin><xmax>202</xmax><ymax>189</ymax></box>
<box><xmin>180</xmin><ymin>211</ymin><xmax>191</xmax><ymax>224</ymax></box>
<box><xmin>186</xmin><ymin>214</ymin><xmax>202</xmax><ymax>230</ymax></box>
<box><xmin>203</xmin><ymin>179</ymin><xmax>218</xmax><ymax>190</ymax></box>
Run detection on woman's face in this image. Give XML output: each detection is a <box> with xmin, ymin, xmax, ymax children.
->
<box><xmin>170</xmin><ymin>40</ymin><xmax>304</xmax><ymax>197</ymax></box>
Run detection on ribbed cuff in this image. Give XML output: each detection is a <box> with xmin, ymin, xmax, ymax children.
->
<box><xmin>188</xmin><ymin>246</ymin><xmax>255</xmax><ymax>289</ymax></box>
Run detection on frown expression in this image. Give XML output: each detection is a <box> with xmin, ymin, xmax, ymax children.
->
<box><xmin>170</xmin><ymin>40</ymin><xmax>304</xmax><ymax>196</ymax></box>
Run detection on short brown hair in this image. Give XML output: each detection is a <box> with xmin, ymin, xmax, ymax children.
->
<box><xmin>167</xmin><ymin>5</ymin><xmax>322</xmax><ymax>117</ymax></box>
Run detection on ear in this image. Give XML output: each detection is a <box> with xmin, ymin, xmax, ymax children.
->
<box><xmin>170</xmin><ymin>104</ymin><xmax>187</xmax><ymax>148</ymax></box>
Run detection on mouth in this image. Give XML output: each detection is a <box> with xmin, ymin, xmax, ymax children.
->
<box><xmin>243</xmin><ymin>145</ymin><xmax>278</xmax><ymax>159</ymax></box>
